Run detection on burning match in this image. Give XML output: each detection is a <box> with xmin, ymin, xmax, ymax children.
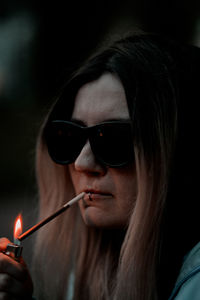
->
<box><xmin>17</xmin><ymin>192</ymin><xmax>85</xmax><ymax>242</ymax></box>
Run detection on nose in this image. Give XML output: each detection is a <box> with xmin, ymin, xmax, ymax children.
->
<box><xmin>74</xmin><ymin>140</ymin><xmax>106</xmax><ymax>175</ymax></box>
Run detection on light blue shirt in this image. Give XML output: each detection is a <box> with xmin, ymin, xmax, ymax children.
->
<box><xmin>169</xmin><ymin>242</ymin><xmax>200</xmax><ymax>299</ymax></box>
<box><xmin>65</xmin><ymin>271</ymin><xmax>75</xmax><ymax>300</ymax></box>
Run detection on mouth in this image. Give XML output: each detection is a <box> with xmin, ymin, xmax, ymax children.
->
<box><xmin>83</xmin><ymin>189</ymin><xmax>113</xmax><ymax>202</ymax></box>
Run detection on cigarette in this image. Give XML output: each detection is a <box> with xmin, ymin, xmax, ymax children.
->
<box><xmin>17</xmin><ymin>192</ymin><xmax>85</xmax><ymax>241</ymax></box>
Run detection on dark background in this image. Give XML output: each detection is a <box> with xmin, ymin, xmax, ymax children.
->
<box><xmin>0</xmin><ymin>0</ymin><xmax>200</xmax><ymax>266</ymax></box>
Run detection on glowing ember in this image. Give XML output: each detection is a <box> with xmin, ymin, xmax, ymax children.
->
<box><xmin>14</xmin><ymin>214</ymin><xmax>23</xmax><ymax>240</ymax></box>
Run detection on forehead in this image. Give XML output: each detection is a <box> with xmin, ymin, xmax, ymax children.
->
<box><xmin>72</xmin><ymin>73</ymin><xmax>129</xmax><ymax>125</ymax></box>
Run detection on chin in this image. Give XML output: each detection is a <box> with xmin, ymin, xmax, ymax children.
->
<box><xmin>79</xmin><ymin>202</ymin><xmax>128</xmax><ymax>229</ymax></box>
<box><xmin>83</xmin><ymin>213</ymin><xmax>108</xmax><ymax>228</ymax></box>
<box><xmin>81</xmin><ymin>211</ymin><xmax>108</xmax><ymax>228</ymax></box>
<box><xmin>81</xmin><ymin>210</ymin><xmax>125</xmax><ymax>229</ymax></box>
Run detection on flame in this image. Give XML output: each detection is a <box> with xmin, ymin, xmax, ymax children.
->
<box><xmin>14</xmin><ymin>214</ymin><xmax>23</xmax><ymax>240</ymax></box>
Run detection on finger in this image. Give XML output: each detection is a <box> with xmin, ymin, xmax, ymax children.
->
<box><xmin>0</xmin><ymin>253</ymin><xmax>27</xmax><ymax>282</ymax></box>
<box><xmin>0</xmin><ymin>273</ymin><xmax>32</xmax><ymax>298</ymax></box>
<box><xmin>0</xmin><ymin>238</ymin><xmax>11</xmax><ymax>252</ymax></box>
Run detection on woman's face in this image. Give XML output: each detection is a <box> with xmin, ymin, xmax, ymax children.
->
<box><xmin>69</xmin><ymin>73</ymin><xmax>137</xmax><ymax>228</ymax></box>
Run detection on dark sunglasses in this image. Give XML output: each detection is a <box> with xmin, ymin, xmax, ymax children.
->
<box><xmin>44</xmin><ymin>120</ymin><xmax>134</xmax><ymax>167</ymax></box>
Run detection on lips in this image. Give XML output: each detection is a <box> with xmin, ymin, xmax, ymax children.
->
<box><xmin>83</xmin><ymin>189</ymin><xmax>112</xmax><ymax>202</ymax></box>
<box><xmin>84</xmin><ymin>188</ymin><xmax>111</xmax><ymax>195</ymax></box>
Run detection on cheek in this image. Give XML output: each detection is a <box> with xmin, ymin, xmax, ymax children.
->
<box><xmin>68</xmin><ymin>165</ymin><xmax>78</xmax><ymax>191</ymax></box>
<box><xmin>112</xmin><ymin>168</ymin><xmax>138</xmax><ymax>219</ymax></box>
<box><xmin>116</xmin><ymin>180</ymin><xmax>137</xmax><ymax>209</ymax></box>
<box><xmin>113</xmin><ymin>166</ymin><xmax>138</xmax><ymax>203</ymax></box>
<box><xmin>115</xmin><ymin>188</ymin><xmax>137</xmax><ymax>225</ymax></box>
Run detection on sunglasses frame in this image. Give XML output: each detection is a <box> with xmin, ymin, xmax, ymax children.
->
<box><xmin>44</xmin><ymin>119</ymin><xmax>134</xmax><ymax>167</ymax></box>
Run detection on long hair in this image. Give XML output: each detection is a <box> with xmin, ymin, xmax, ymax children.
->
<box><xmin>32</xmin><ymin>34</ymin><xmax>200</xmax><ymax>300</ymax></box>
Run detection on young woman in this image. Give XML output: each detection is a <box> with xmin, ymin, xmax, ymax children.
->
<box><xmin>0</xmin><ymin>33</ymin><xmax>200</xmax><ymax>300</ymax></box>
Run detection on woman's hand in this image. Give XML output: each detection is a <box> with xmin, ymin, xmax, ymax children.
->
<box><xmin>0</xmin><ymin>237</ymin><xmax>33</xmax><ymax>299</ymax></box>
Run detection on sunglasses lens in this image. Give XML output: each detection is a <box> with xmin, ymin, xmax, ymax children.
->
<box><xmin>45</xmin><ymin>121</ymin><xmax>85</xmax><ymax>164</ymax></box>
<box><xmin>45</xmin><ymin>121</ymin><xmax>133</xmax><ymax>167</ymax></box>
<box><xmin>91</xmin><ymin>123</ymin><xmax>133</xmax><ymax>167</ymax></box>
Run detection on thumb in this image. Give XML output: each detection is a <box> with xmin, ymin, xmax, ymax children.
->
<box><xmin>0</xmin><ymin>237</ymin><xmax>11</xmax><ymax>251</ymax></box>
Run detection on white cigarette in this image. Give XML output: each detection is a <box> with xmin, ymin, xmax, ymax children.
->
<box><xmin>64</xmin><ymin>192</ymin><xmax>85</xmax><ymax>207</ymax></box>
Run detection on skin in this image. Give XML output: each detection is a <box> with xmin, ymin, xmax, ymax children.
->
<box><xmin>0</xmin><ymin>237</ymin><xmax>33</xmax><ymax>299</ymax></box>
<box><xmin>69</xmin><ymin>73</ymin><xmax>137</xmax><ymax>228</ymax></box>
